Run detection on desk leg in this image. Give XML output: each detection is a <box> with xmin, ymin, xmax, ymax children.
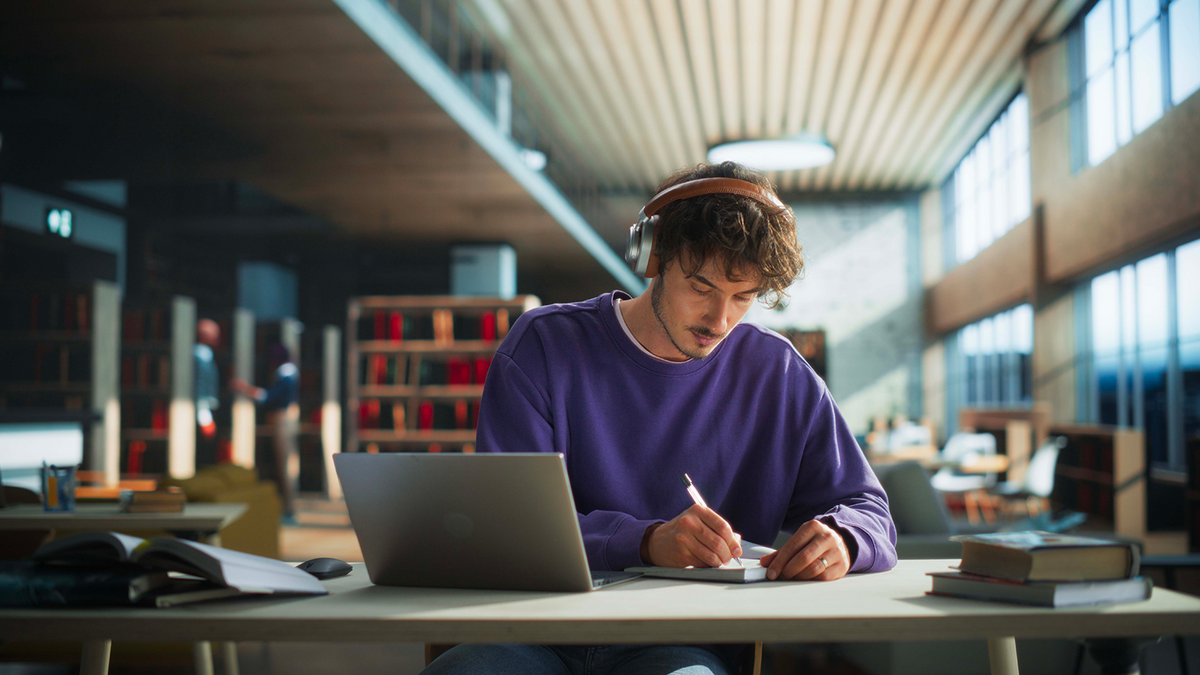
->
<box><xmin>987</xmin><ymin>636</ymin><xmax>1019</xmax><ymax>675</ymax></box>
<box><xmin>194</xmin><ymin>641</ymin><xmax>215</xmax><ymax>675</ymax></box>
<box><xmin>222</xmin><ymin>641</ymin><xmax>240</xmax><ymax>675</ymax></box>
<box><xmin>81</xmin><ymin>640</ymin><xmax>111</xmax><ymax>675</ymax></box>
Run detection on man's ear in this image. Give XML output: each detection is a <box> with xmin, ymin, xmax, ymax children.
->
<box><xmin>644</xmin><ymin>251</ymin><xmax>660</xmax><ymax>278</ymax></box>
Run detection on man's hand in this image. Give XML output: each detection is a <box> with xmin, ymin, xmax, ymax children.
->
<box><xmin>759</xmin><ymin>519</ymin><xmax>851</xmax><ymax>581</ymax></box>
<box><xmin>645</xmin><ymin>504</ymin><xmax>743</xmax><ymax>568</ymax></box>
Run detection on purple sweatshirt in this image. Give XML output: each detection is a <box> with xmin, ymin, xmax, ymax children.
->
<box><xmin>476</xmin><ymin>291</ymin><xmax>897</xmax><ymax>574</ymax></box>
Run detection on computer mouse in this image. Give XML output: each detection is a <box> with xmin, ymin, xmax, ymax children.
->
<box><xmin>296</xmin><ymin>557</ymin><xmax>353</xmax><ymax>580</ymax></box>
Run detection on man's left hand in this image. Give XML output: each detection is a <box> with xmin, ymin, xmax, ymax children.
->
<box><xmin>759</xmin><ymin>519</ymin><xmax>851</xmax><ymax>581</ymax></box>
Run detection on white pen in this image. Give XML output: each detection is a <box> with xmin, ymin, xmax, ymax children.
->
<box><xmin>679</xmin><ymin>473</ymin><xmax>743</xmax><ymax>568</ymax></box>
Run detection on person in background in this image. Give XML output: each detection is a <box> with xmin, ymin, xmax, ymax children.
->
<box><xmin>231</xmin><ymin>344</ymin><xmax>300</xmax><ymax>523</ymax></box>
<box><xmin>194</xmin><ymin>319</ymin><xmax>221</xmax><ymax>466</ymax></box>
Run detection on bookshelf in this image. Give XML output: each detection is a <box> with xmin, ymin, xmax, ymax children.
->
<box><xmin>1049</xmin><ymin>424</ymin><xmax>1146</xmax><ymax>541</ymax></box>
<box><xmin>119</xmin><ymin>296</ymin><xmax>197</xmax><ymax>479</ymax></box>
<box><xmin>346</xmin><ymin>295</ymin><xmax>540</xmax><ymax>454</ymax></box>
<box><xmin>958</xmin><ymin>406</ymin><xmax>1050</xmax><ymax>484</ymax></box>
<box><xmin>1188</xmin><ymin>435</ymin><xmax>1200</xmax><ymax>552</ymax></box>
<box><xmin>0</xmin><ymin>280</ymin><xmax>120</xmax><ymax>484</ymax></box>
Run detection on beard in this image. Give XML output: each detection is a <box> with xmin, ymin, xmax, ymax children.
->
<box><xmin>650</xmin><ymin>279</ymin><xmax>726</xmax><ymax>360</ymax></box>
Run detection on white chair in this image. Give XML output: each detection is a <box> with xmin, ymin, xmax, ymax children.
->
<box><xmin>930</xmin><ymin>433</ymin><xmax>998</xmax><ymax>525</ymax></box>
<box><xmin>887</xmin><ymin>422</ymin><xmax>933</xmax><ymax>451</ymax></box>
<box><xmin>992</xmin><ymin>436</ymin><xmax>1066</xmax><ymax>516</ymax></box>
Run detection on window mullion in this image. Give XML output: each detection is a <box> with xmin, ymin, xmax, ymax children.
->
<box><xmin>1166</xmin><ymin>249</ymin><xmax>1183</xmax><ymax>469</ymax></box>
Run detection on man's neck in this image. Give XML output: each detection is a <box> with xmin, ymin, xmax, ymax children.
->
<box><xmin>619</xmin><ymin>286</ymin><xmax>690</xmax><ymax>362</ymax></box>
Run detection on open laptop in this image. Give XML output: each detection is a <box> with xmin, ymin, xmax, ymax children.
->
<box><xmin>334</xmin><ymin>452</ymin><xmax>641</xmax><ymax>592</ymax></box>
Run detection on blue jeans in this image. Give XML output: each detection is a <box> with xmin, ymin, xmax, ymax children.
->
<box><xmin>420</xmin><ymin>644</ymin><xmax>735</xmax><ymax>675</ymax></box>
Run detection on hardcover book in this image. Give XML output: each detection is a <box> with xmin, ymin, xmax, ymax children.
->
<box><xmin>951</xmin><ymin>531</ymin><xmax>1138</xmax><ymax>582</ymax></box>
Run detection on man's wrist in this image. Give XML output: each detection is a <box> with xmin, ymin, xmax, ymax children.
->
<box><xmin>639</xmin><ymin>522</ymin><xmax>664</xmax><ymax>564</ymax></box>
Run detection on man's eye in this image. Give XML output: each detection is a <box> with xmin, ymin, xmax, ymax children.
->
<box><xmin>736</xmin><ymin>295</ymin><xmax>753</xmax><ymax>303</ymax></box>
<box><xmin>692</xmin><ymin>286</ymin><xmax>709</xmax><ymax>294</ymax></box>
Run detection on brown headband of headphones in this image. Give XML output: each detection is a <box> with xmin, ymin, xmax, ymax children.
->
<box><xmin>642</xmin><ymin>177</ymin><xmax>787</xmax><ymax>218</ymax></box>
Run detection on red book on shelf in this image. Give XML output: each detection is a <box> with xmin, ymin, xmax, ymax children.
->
<box><xmin>76</xmin><ymin>294</ymin><xmax>89</xmax><ymax>332</ymax></box>
<box><xmin>388</xmin><ymin>311</ymin><xmax>403</xmax><ymax>341</ymax></box>
<box><xmin>127</xmin><ymin>441</ymin><xmax>147</xmax><ymax>475</ymax></box>
<box><xmin>479</xmin><ymin>312</ymin><xmax>497</xmax><ymax>341</ymax></box>
<box><xmin>121</xmin><ymin>357</ymin><xmax>135</xmax><ymax>387</ymax></box>
<box><xmin>367</xmin><ymin>399</ymin><xmax>381</xmax><ymax>429</ymax></box>
<box><xmin>455</xmin><ymin>400</ymin><xmax>468</xmax><ymax>429</ymax></box>
<box><xmin>473</xmin><ymin>356</ymin><xmax>492</xmax><ymax>385</ymax></box>
<box><xmin>447</xmin><ymin>358</ymin><xmax>470</xmax><ymax>385</ymax></box>
<box><xmin>150</xmin><ymin>400</ymin><xmax>167</xmax><ymax>431</ymax></box>
<box><xmin>418</xmin><ymin>401</ymin><xmax>434</xmax><ymax>430</ymax></box>
<box><xmin>469</xmin><ymin>401</ymin><xmax>480</xmax><ymax>429</ymax></box>
<box><xmin>428</xmin><ymin>444</ymin><xmax>442</xmax><ymax>454</ymax></box>
<box><xmin>370</xmin><ymin>355</ymin><xmax>387</xmax><ymax>385</ymax></box>
<box><xmin>358</xmin><ymin>402</ymin><xmax>371</xmax><ymax>430</ymax></box>
<box><xmin>373</xmin><ymin>310</ymin><xmax>386</xmax><ymax>340</ymax></box>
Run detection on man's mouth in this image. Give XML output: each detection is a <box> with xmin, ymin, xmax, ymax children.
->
<box><xmin>690</xmin><ymin>329</ymin><xmax>721</xmax><ymax>347</ymax></box>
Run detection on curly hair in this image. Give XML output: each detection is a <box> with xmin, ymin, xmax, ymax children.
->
<box><xmin>651</xmin><ymin>161</ymin><xmax>803</xmax><ymax>309</ymax></box>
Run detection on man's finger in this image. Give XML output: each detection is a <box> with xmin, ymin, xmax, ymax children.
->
<box><xmin>682</xmin><ymin>532</ymin><xmax>725</xmax><ymax>567</ymax></box>
<box><xmin>691</xmin><ymin>505</ymin><xmax>740</xmax><ymax>558</ymax></box>
<box><xmin>766</xmin><ymin>522</ymin><xmax>819</xmax><ymax>580</ymax></box>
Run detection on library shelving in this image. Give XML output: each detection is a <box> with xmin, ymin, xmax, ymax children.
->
<box><xmin>1048</xmin><ymin>424</ymin><xmax>1153</xmax><ymax>543</ymax></box>
<box><xmin>958</xmin><ymin>404</ymin><xmax>1050</xmax><ymax>484</ymax></box>
<box><xmin>1188</xmin><ymin>435</ymin><xmax>1200</xmax><ymax>552</ymax></box>
<box><xmin>119</xmin><ymin>296</ymin><xmax>197</xmax><ymax>479</ymax></box>
<box><xmin>346</xmin><ymin>295</ymin><xmax>540</xmax><ymax>454</ymax></box>
<box><xmin>0</xmin><ymin>280</ymin><xmax>120</xmax><ymax>484</ymax></box>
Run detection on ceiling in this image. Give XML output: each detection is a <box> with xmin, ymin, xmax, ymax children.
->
<box><xmin>0</xmin><ymin>0</ymin><xmax>1076</xmax><ymax>297</ymax></box>
<box><xmin>470</xmin><ymin>0</ymin><xmax>1063</xmax><ymax>192</ymax></box>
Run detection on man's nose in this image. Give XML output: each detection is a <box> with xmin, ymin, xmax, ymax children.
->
<box><xmin>704</xmin><ymin>296</ymin><xmax>731</xmax><ymax>334</ymax></box>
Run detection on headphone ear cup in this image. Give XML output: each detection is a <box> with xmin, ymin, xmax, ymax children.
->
<box><xmin>642</xmin><ymin>216</ymin><xmax>660</xmax><ymax>278</ymax></box>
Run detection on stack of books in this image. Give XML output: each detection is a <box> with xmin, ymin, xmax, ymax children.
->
<box><xmin>927</xmin><ymin>531</ymin><xmax>1151</xmax><ymax>608</ymax></box>
<box><xmin>120</xmin><ymin>487</ymin><xmax>186</xmax><ymax>513</ymax></box>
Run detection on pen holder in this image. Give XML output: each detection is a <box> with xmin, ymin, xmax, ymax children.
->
<box><xmin>41</xmin><ymin>463</ymin><xmax>77</xmax><ymax>512</ymax></box>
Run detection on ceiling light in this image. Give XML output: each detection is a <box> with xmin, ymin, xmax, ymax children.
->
<box><xmin>707</xmin><ymin>133</ymin><xmax>835</xmax><ymax>171</ymax></box>
<box><xmin>521</xmin><ymin>148</ymin><xmax>547</xmax><ymax>172</ymax></box>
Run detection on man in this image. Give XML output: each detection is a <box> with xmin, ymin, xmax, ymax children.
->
<box><xmin>194</xmin><ymin>319</ymin><xmax>221</xmax><ymax>466</ymax></box>
<box><xmin>424</xmin><ymin>162</ymin><xmax>896</xmax><ymax>675</ymax></box>
<box><xmin>231</xmin><ymin>344</ymin><xmax>300</xmax><ymax>522</ymax></box>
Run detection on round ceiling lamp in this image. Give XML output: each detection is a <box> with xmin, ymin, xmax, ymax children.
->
<box><xmin>707</xmin><ymin>133</ymin><xmax>835</xmax><ymax>171</ymax></box>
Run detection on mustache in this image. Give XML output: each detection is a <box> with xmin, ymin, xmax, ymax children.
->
<box><xmin>688</xmin><ymin>326</ymin><xmax>727</xmax><ymax>340</ymax></box>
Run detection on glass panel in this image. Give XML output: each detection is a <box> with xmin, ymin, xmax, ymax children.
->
<box><xmin>1116</xmin><ymin>51</ymin><xmax>1133</xmax><ymax>144</ymax></box>
<box><xmin>994</xmin><ymin>164</ymin><xmax>1010</xmax><ymax>237</ymax></box>
<box><xmin>980</xmin><ymin>318</ymin><xmax>996</xmax><ymax>356</ymax></box>
<box><xmin>1087</xmin><ymin>67</ymin><xmax>1118</xmax><ymax>165</ymax></box>
<box><xmin>1170</xmin><ymin>0</ymin><xmax>1200</xmax><ymax>104</ymax></box>
<box><xmin>1137</xmin><ymin>254</ymin><xmax>1169</xmax><ymax>464</ymax></box>
<box><xmin>1013</xmin><ymin>150</ymin><xmax>1032</xmax><ymax>223</ymax></box>
<box><xmin>994</xmin><ymin>311</ymin><xmax>1012</xmax><ymax>354</ymax></box>
<box><xmin>1012</xmin><ymin>94</ymin><xmax>1029</xmax><ymax>153</ymax></box>
<box><xmin>1178</xmin><ymin>240</ymin><xmax>1200</xmax><ymax>441</ymax></box>
<box><xmin>1087</xmin><ymin>0</ymin><xmax>1116</xmax><ymax>77</ymax></box>
<box><xmin>1117</xmin><ymin>0</ymin><xmax>1132</xmax><ymax>48</ymax></box>
<box><xmin>1131</xmin><ymin>0</ymin><xmax>1160</xmax><ymax>33</ymax></box>
<box><xmin>1131</xmin><ymin>21</ymin><xmax>1164</xmax><ymax>133</ymax></box>
<box><xmin>1121</xmin><ymin>265</ymin><xmax>1138</xmax><ymax>426</ymax></box>
<box><xmin>979</xmin><ymin>183</ymin><xmax>993</xmax><ymax>250</ymax></box>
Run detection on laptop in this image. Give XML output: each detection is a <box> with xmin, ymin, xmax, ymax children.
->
<box><xmin>334</xmin><ymin>452</ymin><xmax>641</xmax><ymax>592</ymax></box>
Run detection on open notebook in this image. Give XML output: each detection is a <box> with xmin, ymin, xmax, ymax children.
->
<box><xmin>625</xmin><ymin>542</ymin><xmax>776</xmax><ymax>583</ymax></box>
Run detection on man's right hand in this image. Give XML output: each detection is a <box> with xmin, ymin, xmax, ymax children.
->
<box><xmin>645</xmin><ymin>504</ymin><xmax>743</xmax><ymax>568</ymax></box>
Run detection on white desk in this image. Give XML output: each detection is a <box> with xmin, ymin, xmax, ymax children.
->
<box><xmin>1</xmin><ymin>560</ymin><xmax>1198</xmax><ymax>675</ymax></box>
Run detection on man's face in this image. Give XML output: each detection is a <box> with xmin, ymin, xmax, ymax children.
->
<box><xmin>649</xmin><ymin>254</ymin><xmax>762</xmax><ymax>360</ymax></box>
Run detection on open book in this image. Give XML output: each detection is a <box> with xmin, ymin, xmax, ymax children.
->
<box><xmin>625</xmin><ymin>542</ymin><xmax>776</xmax><ymax>583</ymax></box>
<box><xmin>31</xmin><ymin>531</ymin><xmax>327</xmax><ymax>606</ymax></box>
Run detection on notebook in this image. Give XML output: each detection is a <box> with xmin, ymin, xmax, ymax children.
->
<box><xmin>335</xmin><ymin>452</ymin><xmax>640</xmax><ymax>593</ymax></box>
<box><xmin>626</xmin><ymin>542</ymin><xmax>777</xmax><ymax>583</ymax></box>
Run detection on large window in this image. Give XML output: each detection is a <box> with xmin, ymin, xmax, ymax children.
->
<box><xmin>947</xmin><ymin>94</ymin><xmax>1032</xmax><ymax>266</ymax></box>
<box><xmin>1079</xmin><ymin>239</ymin><xmax>1200</xmax><ymax>470</ymax></box>
<box><xmin>946</xmin><ymin>305</ymin><xmax>1035</xmax><ymax>435</ymax></box>
<box><xmin>1075</xmin><ymin>0</ymin><xmax>1200</xmax><ymax>168</ymax></box>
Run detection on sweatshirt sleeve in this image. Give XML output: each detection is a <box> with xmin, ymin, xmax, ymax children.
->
<box><xmin>786</xmin><ymin>386</ymin><xmax>897</xmax><ymax>574</ymax></box>
<box><xmin>476</xmin><ymin>350</ymin><xmax>659</xmax><ymax>571</ymax></box>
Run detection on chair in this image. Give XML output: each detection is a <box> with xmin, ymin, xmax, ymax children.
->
<box><xmin>425</xmin><ymin>643</ymin><xmax>764</xmax><ymax>675</ymax></box>
<box><xmin>992</xmin><ymin>436</ymin><xmax>1066</xmax><ymax>516</ymax></box>
<box><xmin>930</xmin><ymin>433</ymin><xmax>999</xmax><ymax>525</ymax></box>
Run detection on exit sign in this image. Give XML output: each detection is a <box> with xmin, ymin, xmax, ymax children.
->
<box><xmin>46</xmin><ymin>208</ymin><xmax>73</xmax><ymax>239</ymax></box>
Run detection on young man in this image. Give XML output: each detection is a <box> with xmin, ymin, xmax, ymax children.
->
<box><xmin>424</xmin><ymin>162</ymin><xmax>896</xmax><ymax>675</ymax></box>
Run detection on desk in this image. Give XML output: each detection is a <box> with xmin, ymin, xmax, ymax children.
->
<box><xmin>0</xmin><ymin>502</ymin><xmax>248</xmax><ymax>675</ymax></box>
<box><xmin>0</xmin><ymin>503</ymin><xmax>247</xmax><ymax>546</ymax></box>
<box><xmin>2</xmin><ymin>560</ymin><xmax>1197</xmax><ymax>675</ymax></box>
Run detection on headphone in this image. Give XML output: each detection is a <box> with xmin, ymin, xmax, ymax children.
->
<box><xmin>624</xmin><ymin>177</ymin><xmax>787</xmax><ymax>278</ymax></box>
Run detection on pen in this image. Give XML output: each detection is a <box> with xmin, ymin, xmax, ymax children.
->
<box><xmin>680</xmin><ymin>473</ymin><xmax>743</xmax><ymax>568</ymax></box>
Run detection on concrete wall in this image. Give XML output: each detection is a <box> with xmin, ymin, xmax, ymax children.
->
<box><xmin>747</xmin><ymin>198</ymin><xmax>923</xmax><ymax>435</ymax></box>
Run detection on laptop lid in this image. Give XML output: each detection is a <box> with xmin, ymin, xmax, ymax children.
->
<box><xmin>335</xmin><ymin>452</ymin><xmax>598</xmax><ymax>593</ymax></box>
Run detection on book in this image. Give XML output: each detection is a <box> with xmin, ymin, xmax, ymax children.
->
<box><xmin>120</xmin><ymin>488</ymin><xmax>186</xmax><ymax>513</ymax></box>
<box><xmin>32</xmin><ymin>531</ymin><xmax>327</xmax><ymax>599</ymax></box>
<box><xmin>928</xmin><ymin>571</ymin><xmax>1152</xmax><ymax>608</ymax></box>
<box><xmin>0</xmin><ymin>560</ymin><xmax>170</xmax><ymax>608</ymax></box>
<box><xmin>625</xmin><ymin>543</ymin><xmax>776</xmax><ymax>583</ymax></box>
<box><xmin>951</xmin><ymin>531</ymin><xmax>1138</xmax><ymax>582</ymax></box>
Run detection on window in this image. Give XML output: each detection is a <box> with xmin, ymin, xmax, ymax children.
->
<box><xmin>946</xmin><ymin>305</ymin><xmax>1034</xmax><ymax>435</ymax></box>
<box><xmin>1079</xmin><ymin>240</ymin><xmax>1198</xmax><ymax>470</ymax></box>
<box><xmin>946</xmin><ymin>94</ymin><xmax>1032</xmax><ymax>266</ymax></box>
<box><xmin>1074</xmin><ymin>0</ymin><xmax>1200</xmax><ymax>168</ymax></box>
